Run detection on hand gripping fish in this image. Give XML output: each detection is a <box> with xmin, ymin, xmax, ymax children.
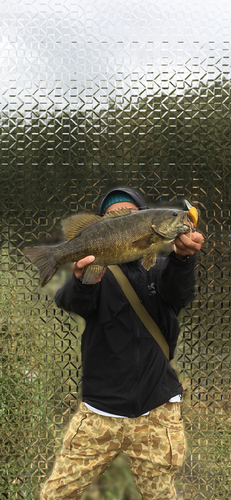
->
<box><xmin>23</xmin><ymin>206</ymin><xmax>198</xmax><ymax>286</ymax></box>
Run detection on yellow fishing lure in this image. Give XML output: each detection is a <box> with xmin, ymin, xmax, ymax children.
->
<box><xmin>189</xmin><ymin>206</ymin><xmax>199</xmax><ymax>228</ymax></box>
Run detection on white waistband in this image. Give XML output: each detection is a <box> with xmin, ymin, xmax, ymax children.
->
<box><xmin>84</xmin><ymin>394</ymin><xmax>182</xmax><ymax>418</ymax></box>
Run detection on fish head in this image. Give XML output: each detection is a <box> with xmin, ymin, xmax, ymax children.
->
<box><xmin>151</xmin><ymin>209</ymin><xmax>193</xmax><ymax>240</ymax></box>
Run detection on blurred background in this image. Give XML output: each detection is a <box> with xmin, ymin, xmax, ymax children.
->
<box><xmin>0</xmin><ymin>0</ymin><xmax>230</xmax><ymax>499</ymax></box>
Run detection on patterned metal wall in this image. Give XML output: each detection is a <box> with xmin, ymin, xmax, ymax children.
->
<box><xmin>0</xmin><ymin>1</ymin><xmax>230</xmax><ymax>499</ymax></box>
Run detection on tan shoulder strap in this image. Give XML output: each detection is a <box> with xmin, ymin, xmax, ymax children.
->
<box><xmin>108</xmin><ymin>265</ymin><xmax>170</xmax><ymax>360</ymax></box>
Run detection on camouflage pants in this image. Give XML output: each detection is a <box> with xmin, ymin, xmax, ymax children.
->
<box><xmin>40</xmin><ymin>401</ymin><xmax>186</xmax><ymax>500</ymax></box>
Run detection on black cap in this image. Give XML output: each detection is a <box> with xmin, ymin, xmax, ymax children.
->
<box><xmin>97</xmin><ymin>187</ymin><xmax>148</xmax><ymax>216</ymax></box>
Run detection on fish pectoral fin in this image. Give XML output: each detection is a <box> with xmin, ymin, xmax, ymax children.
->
<box><xmin>61</xmin><ymin>213</ymin><xmax>101</xmax><ymax>240</ymax></box>
<box><xmin>82</xmin><ymin>264</ymin><xmax>105</xmax><ymax>284</ymax></box>
<box><xmin>103</xmin><ymin>207</ymin><xmax>133</xmax><ymax>218</ymax></box>
<box><xmin>141</xmin><ymin>253</ymin><xmax>156</xmax><ymax>270</ymax></box>
<box><xmin>132</xmin><ymin>235</ymin><xmax>152</xmax><ymax>250</ymax></box>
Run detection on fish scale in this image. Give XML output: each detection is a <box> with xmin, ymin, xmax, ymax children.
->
<box><xmin>23</xmin><ymin>207</ymin><xmax>196</xmax><ymax>287</ymax></box>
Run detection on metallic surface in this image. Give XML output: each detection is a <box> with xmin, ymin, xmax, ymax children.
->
<box><xmin>0</xmin><ymin>1</ymin><xmax>230</xmax><ymax>499</ymax></box>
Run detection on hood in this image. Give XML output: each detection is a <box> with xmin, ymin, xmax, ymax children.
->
<box><xmin>97</xmin><ymin>187</ymin><xmax>148</xmax><ymax>216</ymax></box>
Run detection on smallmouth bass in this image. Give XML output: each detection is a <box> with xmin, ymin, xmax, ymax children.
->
<box><xmin>23</xmin><ymin>206</ymin><xmax>196</xmax><ymax>286</ymax></box>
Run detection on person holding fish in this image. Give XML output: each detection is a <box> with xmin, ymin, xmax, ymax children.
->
<box><xmin>37</xmin><ymin>187</ymin><xmax>204</xmax><ymax>500</ymax></box>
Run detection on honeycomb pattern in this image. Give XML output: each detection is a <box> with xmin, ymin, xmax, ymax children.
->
<box><xmin>0</xmin><ymin>1</ymin><xmax>230</xmax><ymax>499</ymax></box>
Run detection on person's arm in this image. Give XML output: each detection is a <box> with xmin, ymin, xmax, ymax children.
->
<box><xmin>55</xmin><ymin>256</ymin><xmax>106</xmax><ymax>319</ymax></box>
<box><xmin>156</xmin><ymin>231</ymin><xmax>204</xmax><ymax>308</ymax></box>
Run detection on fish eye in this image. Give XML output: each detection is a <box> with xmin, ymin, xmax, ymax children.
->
<box><xmin>172</xmin><ymin>212</ymin><xmax>178</xmax><ymax>217</ymax></box>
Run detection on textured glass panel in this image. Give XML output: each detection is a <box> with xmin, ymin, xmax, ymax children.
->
<box><xmin>0</xmin><ymin>1</ymin><xmax>230</xmax><ymax>499</ymax></box>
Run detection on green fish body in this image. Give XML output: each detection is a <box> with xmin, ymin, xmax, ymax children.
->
<box><xmin>23</xmin><ymin>207</ymin><xmax>192</xmax><ymax>286</ymax></box>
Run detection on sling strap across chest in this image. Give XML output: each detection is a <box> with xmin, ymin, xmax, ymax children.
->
<box><xmin>108</xmin><ymin>265</ymin><xmax>170</xmax><ymax>360</ymax></box>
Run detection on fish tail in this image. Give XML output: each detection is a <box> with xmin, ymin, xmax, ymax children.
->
<box><xmin>23</xmin><ymin>245</ymin><xmax>57</xmax><ymax>287</ymax></box>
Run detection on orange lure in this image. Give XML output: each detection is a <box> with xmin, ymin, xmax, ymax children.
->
<box><xmin>188</xmin><ymin>206</ymin><xmax>199</xmax><ymax>228</ymax></box>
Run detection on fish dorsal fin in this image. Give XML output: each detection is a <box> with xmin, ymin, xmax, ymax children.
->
<box><xmin>61</xmin><ymin>213</ymin><xmax>101</xmax><ymax>240</ymax></box>
<box><xmin>103</xmin><ymin>207</ymin><xmax>133</xmax><ymax>219</ymax></box>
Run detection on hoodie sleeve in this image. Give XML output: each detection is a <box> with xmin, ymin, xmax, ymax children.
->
<box><xmin>156</xmin><ymin>251</ymin><xmax>196</xmax><ymax>309</ymax></box>
<box><xmin>54</xmin><ymin>273</ymin><xmax>101</xmax><ymax>319</ymax></box>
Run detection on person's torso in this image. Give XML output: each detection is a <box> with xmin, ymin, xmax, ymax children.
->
<box><xmin>81</xmin><ymin>261</ymin><xmax>182</xmax><ymax>417</ymax></box>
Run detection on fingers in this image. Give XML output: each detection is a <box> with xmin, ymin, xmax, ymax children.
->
<box><xmin>72</xmin><ymin>256</ymin><xmax>95</xmax><ymax>279</ymax></box>
<box><xmin>72</xmin><ymin>256</ymin><xmax>106</xmax><ymax>284</ymax></box>
<box><xmin>74</xmin><ymin>256</ymin><xmax>95</xmax><ymax>269</ymax></box>
<box><xmin>174</xmin><ymin>231</ymin><xmax>205</xmax><ymax>257</ymax></box>
<box><xmin>92</xmin><ymin>268</ymin><xmax>107</xmax><ymax>284</ymax></box>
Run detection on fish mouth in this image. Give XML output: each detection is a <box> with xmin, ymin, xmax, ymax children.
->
<box><xmin>177</xmin><ymin>222</ymin><xmax>194</xmax><ymax>234</ymax></box>
<box><xmin>154</xmin><ymin>220</ymin><xmax>193</xmax><ymax>239</ymax></box>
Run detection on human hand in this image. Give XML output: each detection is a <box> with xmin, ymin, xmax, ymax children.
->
<box><xmin>72</xmin><ymin>256</ymin><xmax>106</xmax><ymax>284</ymax></box>
<box><xmin>173</xmin><ymin>231</ymin><xmax>205</xmax><ymax>258</ymax></box>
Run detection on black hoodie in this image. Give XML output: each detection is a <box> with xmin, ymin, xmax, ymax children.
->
<box><xmin>97</xmin><ymin>186</ymin><xmax>148</xmax><ymax>215</ymax></box>
<box><xmin>55</xmin><ymin>188</ymin><xmax>195</xmax><ymax>417</ymax></box>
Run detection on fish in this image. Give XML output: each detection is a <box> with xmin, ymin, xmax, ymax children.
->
<box><xmin>23</xmin><ymin>206</ymin><xmax>197</xmax><ymax>286</ymax></box>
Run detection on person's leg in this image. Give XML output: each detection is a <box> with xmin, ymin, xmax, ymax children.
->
<box><xmin>40</xmin><ymin>403</ymin><xmax>122</xmax><ymax>500</ymax></box>
<box><xmin>123</xmin><ymin>403</ymin><xmax>186</xmax><ymax>500</ymax></box>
